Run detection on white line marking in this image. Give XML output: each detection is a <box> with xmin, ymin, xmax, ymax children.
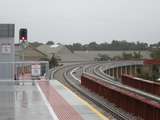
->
<box><xmin>70</xmin><ymin>67</ymin><xmax>81</xmax><ymax>82</ymax></box>
<box><xmin>36</xmin><ymin>81</ymin><xmax>59</xmax><ymax>120</ymax></box>
<box><xmin>55</xmin><ymin>80</ymin><xmax>109</xmax><ymax>120</ymax></box>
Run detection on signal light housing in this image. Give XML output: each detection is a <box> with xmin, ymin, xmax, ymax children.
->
<box><xmin>19</xmin><ymin>28</ymin><xmax>27</xmax><ymax>41</ymax></box>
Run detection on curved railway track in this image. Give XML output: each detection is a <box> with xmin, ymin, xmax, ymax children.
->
<box><xmin>64</xmin><ymin>67</ymin><xmax>132</xmax><ymax>120</ymax></box>
<box><xmin>51</xmin><ymin>61</ymin><xmax>160</xmax><ymax>120</ymax></box>
<box><xmin>52</xmin><ymin>63</ymin><xmax>133</xmax><ymax>120</ymax></box>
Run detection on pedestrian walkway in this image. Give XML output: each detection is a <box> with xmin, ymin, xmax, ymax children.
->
<box><xmin>38</xmin><ymin>80</ymin><xmax>108</xmax><ymax>120</ymax></box>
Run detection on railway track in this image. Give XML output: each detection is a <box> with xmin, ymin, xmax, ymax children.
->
<box><xmin>51</xmin><ymin>61</ymin><xmax>159</xmax><ymax>120</ymax></box>
<box><xmin>64</xmin><ymin>66</ymin><xmax>132</xmax><ymax>120</ymax></box>
<box><xmin>92</xmin><ymin>63</ymin><xmax>160</xmax><ymax>103</ymax></box>
<box><xmin>52</xmin><ymin>63</ymin><xmax>133</xmax><ymax>120</ymax></box>
<box><xmin>93</xmin><ymin>64</ymin><xmax>117</xmax><ymax>81</ymax></box>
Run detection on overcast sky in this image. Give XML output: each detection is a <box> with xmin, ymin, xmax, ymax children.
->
<box><xmin>0</xmin><ymin>0</ymin><xmax>159</xmax><ymax>44</ymax></box>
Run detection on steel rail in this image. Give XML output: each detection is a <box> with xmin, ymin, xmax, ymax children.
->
<box><xmin>63</xmin><ymin>67</ymin><xmax>130</xmax><ymax>120</ymax></box>
<box><xmin>50</xmin><ymin>61</ymin><xmax>158</xmax><ymax>120</ymax></box>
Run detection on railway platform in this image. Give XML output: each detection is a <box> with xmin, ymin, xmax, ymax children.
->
<box><xmin>0</xmin><ymin>79</ymin><xmax>108</xmax><ymax>120</ymax></box>
<box><xmin>38</xmin><ymin>80</ymin><xmax>108</xmax><ymax>120</ymax></box>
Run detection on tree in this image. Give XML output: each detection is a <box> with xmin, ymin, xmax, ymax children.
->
<box><xmin>112</xmin><ymin>55</ymin><xmax>122</xmax><ymax>60</ymax></box>
<box><xmin>49</xmin><ymin>54</ymin><xmax>58</xmax><ymax>68</ymax></box>
<box><xmin>88</xmin><ymin>42</ymin><xmax>98</xmax><ymax>50</ymax></box>
<box><xmin>150</xmin><ymin>42</ymin><xmax>160</xmax><ymax>48</ymax></box>
<box><xmin>46</xmin><ymin>41</ymin><xmax>54</xmax><ymax>46</ymax></box>
<box><xmin>95</xmin><ymin>54</ymin><xmax>111</xmax><ymax>61</ymax></box>
<box><xmin>65</xmin><ymin>40</ymin><xmax>148</xmax><ymax>51</ymax></box>
<box><xmin>72</xmin><ymin>43</ymin><xmax>82</xmax><ymax>50</ymax></box>
<box><xmin>122</xmin><ymin>52</ymin><xmax>133</xmax><ymax>60</ymax></box>
<box><xmin>30</xmin><ymin>42</ymin><xmax>43</xmax><ymax>47</ymax></box>
<box><xmin>122</xmin><ymin>51</ymin><xmax>142</xmax><ymax>60</ymax></box>
<box><xmin>99</xmin><ymin>42</ymin><xmax>109</xmax><ymax>50</ymax></box>
<box><xmin>150</xmin><ymin>49</ymin><xmax>160</xmax><ymax>59</ymax></box>
<box><xmin>133</xmin><ymin>51</ymin><xmax>142</xmax><ymax>59</ymax></box>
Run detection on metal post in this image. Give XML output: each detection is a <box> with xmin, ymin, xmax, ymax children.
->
<box><xmin>108</xmin><ymin>69</ymin><xmax>110</xmax><ymax>76</ymax></box>
<box><xmin>21</xmin><ymin>44</ymin><xmax>24</xmax><ymax>84</ymax></box>
<box><xmin>125</xmin><ymin>66</ymin><xmax>127</xmax><ymax>74</ymax></box>
<box><xmin>129</xmin><ymin>65</ymin><xmax>132</xmax><ymax>75</ymax></box>
<box><xmin>45</xmin><ymin>63</ymin><xmax>49</xmax><ymax>80</ymax></box>
<box><xmin>135</xmin><ymin>65</ymin><xmax>137</xmax><ymax>75</ymax></box>
<box><xmin>113</xmin><ymin>68</ymin><xmax>115</xmax><ymax>77</ymax></box>
<box><xmin>116</xmin><ymin>67</ymin><xmax>119</xmax><ymax>79</ymax></box>
<box><xmin>120</xmin><ymin>67</ymin><xmax>123</xmax><ymax>76</ymax></box>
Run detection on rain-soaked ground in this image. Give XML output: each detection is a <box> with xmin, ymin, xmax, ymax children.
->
<box><xmin>0</xmin><ymin>81</ymin><xmax>53</xmax><ymax>120</ymax></box>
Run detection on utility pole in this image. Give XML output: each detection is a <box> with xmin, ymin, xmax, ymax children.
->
<box><xmin>19</xmin><ymin>28</ymin><xmax>28</xmax><ymax>79</ymax></box>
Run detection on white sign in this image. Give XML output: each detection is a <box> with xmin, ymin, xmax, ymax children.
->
<box><xmin>32</xmin><ymin>64</ymin><xmax>41</xmax><ymax>76</ymax></box>
<box><xmin>1</xmin><ymin>44</ymin><xmax>11</xmax><ymax>54</ymax></box>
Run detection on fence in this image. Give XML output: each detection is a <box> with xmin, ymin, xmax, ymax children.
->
<box><xmin>0</xmin><ymin>61</ymin><xmax>49</xmax><ymax>80</ymax></box>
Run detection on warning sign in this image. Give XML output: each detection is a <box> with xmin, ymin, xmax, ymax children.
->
<box><xmin>32</xmin><ymin>64</ymin><xmax>41</xmax><ymax>76</ymax></box>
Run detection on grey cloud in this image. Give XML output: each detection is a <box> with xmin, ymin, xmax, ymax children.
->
<box><xmin>0</xmin><ymin>0</ymin><xmax>159</xmax><ymax>44</ymax></box>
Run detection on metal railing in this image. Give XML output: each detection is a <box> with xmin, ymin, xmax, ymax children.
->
<box><xmin>0</xmin><ymin>61</ymin><xmax>49</xmax><ymax>81</ymax></box>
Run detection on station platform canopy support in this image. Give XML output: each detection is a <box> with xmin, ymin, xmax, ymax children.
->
<box><xmin>0</xmin><ymin>24</ymin><xmax>15</xmax><ymax>80</ymax></box>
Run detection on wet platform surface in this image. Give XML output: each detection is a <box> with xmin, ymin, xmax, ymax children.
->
<box><xmin>0</xmin><ymin>80</ymin><xmax>108</xmax><ymax>120</ymax></box>
<box><xmin>0</xmin><ymin>82</ymin><xmax>53</xmax><ymax>120</ymax></box>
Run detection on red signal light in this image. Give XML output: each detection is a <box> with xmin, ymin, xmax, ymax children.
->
<box><xmin>19</xmin><ymin>28</ymin><xmax>27</xmax><ymax>41</ymax></box>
